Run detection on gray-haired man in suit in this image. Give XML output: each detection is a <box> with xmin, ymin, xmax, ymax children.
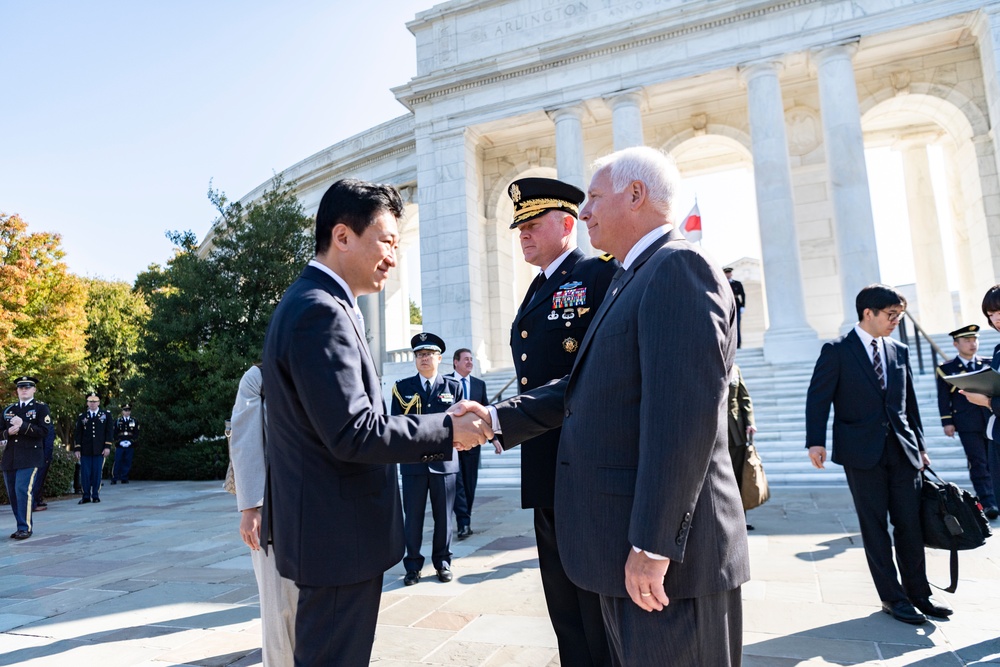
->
<box><xmin>455</xmin><ymin>147</ymin><xmax>750</xmax><ymax>666</ymax></box>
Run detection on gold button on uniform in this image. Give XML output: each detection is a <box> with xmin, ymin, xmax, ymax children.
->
<box><xmin>521</xmin><ymin>377</ymin><xmax>527</xmax><ymax>385</ymax></box>
<box><xmin>521</xmin><ymin>330</ymin><xmax>528</xmax><ymax>339</ymax></box>
<box><xmin>521</xmin><ymin>353</ymin><xmax>527</xmax><ymax>361</ymax></box>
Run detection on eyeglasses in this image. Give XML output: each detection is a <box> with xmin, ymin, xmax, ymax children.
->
<box><xmin>881</xmin><ymin>310</ymin><xmax>904</xmax><ymax>323</ymax></box>
<box><xmin>414</xmin><ymin>351</ymin><xmax>439</xmax><ymax>359</ymax></box>
<box><xmin>87</xmin><ymin>400</ymin><xmax>99</xmax><ymax>403</ymax></box>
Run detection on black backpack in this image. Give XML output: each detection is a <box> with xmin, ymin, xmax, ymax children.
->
<box><xmin>919</xmin><ymin>467</ymin><xmax>992</xmax><ymax>592</ymax></box>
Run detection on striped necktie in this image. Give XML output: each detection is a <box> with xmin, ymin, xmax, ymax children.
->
<box><xmin>871</xmin><ymin>339</ymin><xmax>885</xmax><ymax>390</ymax></box>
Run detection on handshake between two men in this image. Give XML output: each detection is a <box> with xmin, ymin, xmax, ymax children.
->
<box><xmin>447</xmin><ymin>400</ymin><xmax>496</xmax><ymax>451</ymax></box>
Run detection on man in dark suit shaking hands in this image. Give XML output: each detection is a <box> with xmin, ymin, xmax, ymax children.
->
<box><xmin>262</xmin><ymin>179</ymin><xmax>493</xmax><ymax>666</ymax></box>
<box><xmin>447</xmin><ymin>347</ymin><xmax>489</xmax><ymax>540</ymax></box>
<box><xmin>457</xmin><ymin>147</ymin><xmax>750</xmax><ymax>666</ymax></box>
<box><xmin>806</xmin><ymin>284</ymin><xmax>952</xmax><ymax>624</ymax></box>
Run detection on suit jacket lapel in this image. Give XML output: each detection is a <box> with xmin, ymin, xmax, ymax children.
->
<box><xmin>846</xmin><ymin>329</ymin><xmax>884</xmax><ymax>393</ymax></box>
<box><xmin>571</xmin><ymin>229</ymin><xmax>676</xmax><ymax>377</ymax></box>
<box><xmin>883</xmin><ymin>338</ymin><xmax>897</xmax><ymax>392</ymax></box>
<box><xmin>302</xmin><ymin>265</ymin><xmax>376</xmax><ymax>369</ymax></box>
<box><xmin>516</xmin><ymin>249</ymin><xmax>584</xmax><ymax>321</ymax></box>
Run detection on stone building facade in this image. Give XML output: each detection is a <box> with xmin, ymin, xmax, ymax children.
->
<box><xmin>232</xmin><ymin>0</ymin><xmax>1000</xmax><ymax>374</ymax></box>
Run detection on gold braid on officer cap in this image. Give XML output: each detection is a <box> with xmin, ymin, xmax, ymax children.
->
<box><xmin>513</xmin><ymin>198</ymin><xmax>580</xmax><ymax>224</ymax></box>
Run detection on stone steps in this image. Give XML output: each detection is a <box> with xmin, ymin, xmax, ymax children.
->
<box><xmin>475</xmin><ymin>329</ymin><xmax>1000</xmax><ymax>490</ymax></box>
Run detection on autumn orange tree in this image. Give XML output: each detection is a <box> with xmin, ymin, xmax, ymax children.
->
<box><xmin>0</xmin><ymin>213</ymin><xmax>89</xmax><ymax>442</ymax></box>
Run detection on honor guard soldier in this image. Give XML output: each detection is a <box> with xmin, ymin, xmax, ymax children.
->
<box><xmin>2</xmin><ymin>376</ymin><xmax>50</xmax><ymax>539</ymax></box>
<box><xmin>936</xmin><ymin>324</ymin><xmax>999</xmax><ymax>519</ymax></box>
<box><xmin>507</xmin><ymin>177</ymin><xmax>619</xmax><ymax>666</ymax></box>
<box><xmin>112</xmin><ymin>404</ymin><xmax>139</xmax><ymax>485</ymax></box>
<box><xmin>391</xmin><ymin>333</ymin><xmax>461</xmax><ymax>586</ymax></box>
<box><xmin>73</xmin><ymin>392</ymin><xmax>113</xmax><ymax>503</ymax></box>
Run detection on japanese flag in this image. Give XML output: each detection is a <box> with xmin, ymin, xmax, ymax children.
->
<box><xmin>681</xmin><ymin>202</ymin><xmax>702</xmax><ymax>243</ymax></box>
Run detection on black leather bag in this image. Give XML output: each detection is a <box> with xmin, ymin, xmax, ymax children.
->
<box><xmin>920</xmin><ymin>467</ymin><xmax>992</xmax><ymax>592</ymax></box>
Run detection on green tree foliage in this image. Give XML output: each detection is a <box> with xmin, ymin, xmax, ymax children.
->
<box><xmin>82</xmin><ymin>279</ymin><xmax>151</xmax><ymax>409</ymax></box>
<box><xmin>0</xmin><ymin>213</ymin><xmax>88</xmax><ymax>442</ymax></box>
<box><xmin>128</xmin><ymin>177</ymin><xmax>313</xmax><ymax>452</ymax></box>
<box><xmin>409</xmin><ymin>298</ymin><xmax>422</xmax><ymax>325</ymax></box>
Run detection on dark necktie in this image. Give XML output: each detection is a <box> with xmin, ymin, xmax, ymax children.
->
<box><xmin>871</xmin><ymin>339</ymin><xmax>885</xmax><ymax>390</ymax></box>
<box><xmin>968</xmin><ymin>360</ymin><xmax>976</xmax><ymax>372</ymax></box>
<box><xmin>526</xmin><ymin>272</ymin><xmax>545</xmax><ymax>301</ymax></box>
<box><xmin>424</xmin><ymin>380</ymin><xmax>431</xmax><ymax>397</ymax></box>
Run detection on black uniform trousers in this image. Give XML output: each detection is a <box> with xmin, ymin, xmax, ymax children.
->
<box><xmin>295</xmin><ymin>575</ymin><xmax>382</xmax><ymax>667</ymax></box>
<box><xmin>842</xmin><ymin>433</ymin><xmax>931</xmax><ymax>603</ymax></box>
<box><xmin>453</xmin><ymin>447</ymin><xmax>480</xmax><ymax>529</ymax></box>
<box><xmin>402</xmin><ymin>472</ymin><xmax>456</xmax><ymax>572</ymax></box>
<box><xmin>957</xmin><ymin>431</ymin><xmax>996</xmax><ymax>507</ymax></box>
<box><xmin>534</xmin><ymin>507</ymin><xmax>612</xmax><ymax>667</ymax></box>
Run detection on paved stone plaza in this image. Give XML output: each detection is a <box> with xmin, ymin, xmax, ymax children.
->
<box><xmin>0</xmin><ymin>480</ymin><xmax>997</xmax><ymax>666</ymax></box>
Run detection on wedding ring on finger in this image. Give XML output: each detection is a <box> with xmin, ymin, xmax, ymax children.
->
<box><xmin>640</xmin><ymin>592</ymin><xmax>652</xmax><ymax>597</ymax></box>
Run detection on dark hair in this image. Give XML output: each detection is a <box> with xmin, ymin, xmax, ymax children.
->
<box><xmin>453</xmin><ymin>348</ymin><xmax>472</xmax><ymax>363</ymax></box>
<box><xmin>982</xmin><ymin>285</ymin><xmax>1000</xmax><ymax>329</ymax></box>
<box><xmin>855</xmin><ymin>284</ymin><xmax>907</xmax><ymax>321</ymax></box>
<box><xmin>314</xmin><ymin>179</ymin><xmax>404</xmax><ymax>254</ymax></box>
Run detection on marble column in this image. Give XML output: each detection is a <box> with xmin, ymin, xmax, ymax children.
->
<box><xmin>972</xmin><ymin>9</ymin><xmax>1000</xmax><ymax>282</ymax></box>
<box><xmin>812</xmin><ymin>41</ymin><xmax>881</xmax><ymax>330</ymax></box>
<box><xmin>896</xmin><ymin>139</ymin><xmax>954</xmax><ymax>332</ymax></box>
<box><xmin>606</xmin><ymin>89</ymin><xmax>645</xmax><ymax>151</ymax></box>
<box><xmin>740</xmin><ymin>61</ymin><xmax>818</xmax><ymax>362</ymax></box>
<box><xmin>548</xmin><ymin>103</ymin><xmax>593</xmax><ymax>255</ymax></box>
<box><xmin>414</xmin><ymin>126</ymin><xmax>488</xmax><ymax>364</ymax></box>
<box><xmin>357</xmin><ymin>292</ymin><xmax>385</xmax><ymax>365</ymax></box>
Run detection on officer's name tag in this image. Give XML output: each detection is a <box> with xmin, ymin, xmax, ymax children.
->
<box><xmin>438</xmin><ymin>393</ymin><xmax>454</xmax><ymax>404</ymax></box>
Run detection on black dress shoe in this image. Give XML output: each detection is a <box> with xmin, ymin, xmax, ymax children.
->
<box><xmin>110</xmin><ymin>480</ymin><xmax>117</xmax><ymax>485</ymax></box>
<box><xmin>911</xmin><ymin>597</ymin><xmax>953</xmax><ymax>618</ymax></box>
<box><xmin>403</xmin><ymin>571</ymin><xmax>420</xmax><ymax>586</ymax></box>
<box><xmin>436</xmin><ymin>566</ymin><xmax>453</xmax><ymax>583</ymax></box>
<box><xmin>13</xmin><ymin>530</ymin><xmax>31</xmax><ymax>540</ymax></box>
<box><xmin>985</xmin><ymin>506</ymin><xmax>999</xmax><ymax>520</ymax></box>
<box><xmin>93</xmin><ymin>498</ymin><xmax>101</xmax><ymax>503</ymax></box>
<box><xmin>33</xmin><ymin>505</ymin><xmax>47</xmax><ymax>512</ymax></box>
<box><xmin>9</xmin><ymin>532</ymin><xmax>17</xmax><ymax>539</ymax></box>
<box><xmin>36</xmin><ymin>502</ymin><xmax>47</xmax><ymax>508</ymax></box>
<box><xmin>882</xmin><ymin>600</ymin><xmax>927</xmax><ymax>625</ymax></box>
<box><xmin>79</xmin><ymin>498</ymin><xmax>91</xmax><ymax>504</ymax></box>
<box><xmin>457</xmin><ymin>526</ymin><xmax>473</xmax><ymax>540</ymax></box>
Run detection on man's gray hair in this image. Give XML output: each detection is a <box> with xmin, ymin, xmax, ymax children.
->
<box><xmin>591</xmin><ymin>147</ymin><xmax>680</xmax><ymax>215</ymax></box>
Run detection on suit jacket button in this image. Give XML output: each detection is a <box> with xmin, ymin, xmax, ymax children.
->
<box><xmin>521</xmin><ymin>330</ymin><xmax>528</xmax><ymax>339</ymax></box>
<box><xmin>521</xmin><ymin>353</ymin><xmax>527</xmax><ymax>361</ymax></box>
<box><xmin>565</xmin><ymin>409</ymin><xmax>571</xmax><ymax>417</ymax></box>
<box><xmin>676</xmin><ymin>537</ymin><xmax>684</xmax><ymax>545</ymax></box>
<box><xmin>684</xmin><ymin>512</ymin><xmax>692</xmax><ymax>520</ymax></box>
<box><xmin>521</xmin><ymin>377</ymin><xmax>528</xmax><ymax>386</ymax></box>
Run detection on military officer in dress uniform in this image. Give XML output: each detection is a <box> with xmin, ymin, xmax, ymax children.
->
<box><xmin>112</xmin><ymin>404</ymin><xmax>139</xmax><ymax>485</ymax></box>
<box><xmin>507</xmin><ymin>177</ymin><xmax>619</xmax><ymax>667</ymax></box>
<box><xmin>936</xmin><ymin>324</ymin><xmax>999</xmax><ymax>519</ymax></box>
<box><xmin>2</xmin><ymin>376</ymin><xmax>50</xmax><ymax>539</ymax></box>
<box><xmin>73</xmin><ymin>392</ymin><xmax>113</xmax><ymax>504</ymax></box>
<box><xmin>391</xmin><ymin>333</ymin><xmax>461</xmax><ymax>586</ymax></box>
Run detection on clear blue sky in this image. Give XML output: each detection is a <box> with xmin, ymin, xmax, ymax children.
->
<box><xmin>1</xmin><ymin>1</ymin><xmax>426</xmax><ymax>283</ymax></box>
<box><xmin>2</xmin><ymin>1</ymin><xmax>933</xmax><ymax>289</ymax></box>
